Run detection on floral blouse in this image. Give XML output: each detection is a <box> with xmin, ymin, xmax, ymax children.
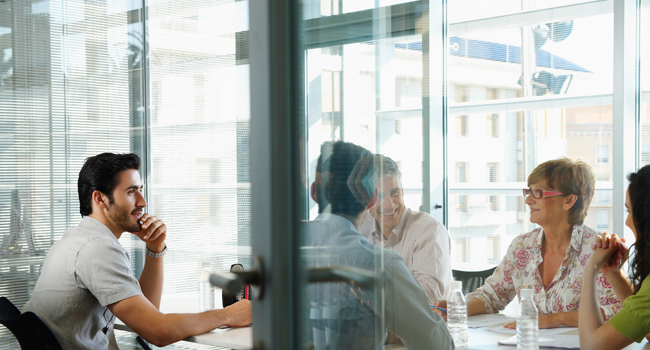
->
<box><xmin>468</xmin><ymin>224</ymin><xmax>622</xmax><ymax>319</ymax></box>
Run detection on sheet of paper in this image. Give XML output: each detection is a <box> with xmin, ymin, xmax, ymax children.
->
<box><xmin>467</xmin><ymin>314</ymin><xmax>516</xmax><ymax>328</ymax></box>
<box><xmin>487</xmin><ymin>325</ymin><xmax>577</xmax><ymax>336</ymax></box>
<box><xmin>497</xmin><ymin>335</ymin><xmax>580</xmax><ymax>349</ymax></box>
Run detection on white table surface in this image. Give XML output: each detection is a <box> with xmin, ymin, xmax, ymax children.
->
<box><xmin>115</xmin><ymin>295</ymin><xmax>650</xmax><ymax>350</ymax></box>
<box><xmin>114</xmin><ymin>290</ymin><xmax>254</xmax><ymax>349</ymax></box>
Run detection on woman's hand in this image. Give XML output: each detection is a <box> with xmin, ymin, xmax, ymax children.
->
<box><xmin>592</xmin><ymin>233</ymin><xmax>628</xmax><ymax>274</ymax></box>
<box><xmin>432</xmin><ymin>300</ymin><xmax>447</xmax><ymax>322</ymax></box>
<box><xmin>504</xmin><ymin>313</ymin><xmax>561</xmax><ymax>329</ymax></box>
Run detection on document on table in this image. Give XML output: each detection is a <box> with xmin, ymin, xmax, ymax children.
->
<box><xmin>487</xmin><ymin>325</ymin><xmax>577</xmax><ymax>336</ymax></box>
<box><xmin>467</xmin><ymin>314</ymin><xmax>516</xmax><ymax>328</ymax></box>
<box><xmin>497</xmin><ymin>335</ymin><xmax>579</xmax><ymax>349</ymax></box>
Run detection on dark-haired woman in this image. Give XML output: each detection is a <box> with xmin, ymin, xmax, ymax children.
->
<box><xmin>579</xmin><ymin>165</ymin><xmax>650</xmax><ymax>349</ymax></box>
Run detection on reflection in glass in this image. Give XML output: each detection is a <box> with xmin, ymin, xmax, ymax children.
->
<box><xmin>303</xmin><ymin>141</ymin><xmax>453</xmax><ymax>349</ymax></box>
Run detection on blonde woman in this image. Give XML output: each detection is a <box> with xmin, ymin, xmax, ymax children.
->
<box><xmin>434</xmin><ymin>158</ymin><xmax>621</xmax><ymax>328</ymax></box>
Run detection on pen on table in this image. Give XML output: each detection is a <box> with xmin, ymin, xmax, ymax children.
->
<box><xmin>430</xmin><ymin>305</ymin><xmax>447</xmax><ymax>314</ymax></box>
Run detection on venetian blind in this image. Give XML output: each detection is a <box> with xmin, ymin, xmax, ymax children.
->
<box><xmin>0</xmin><ymin>0</ymin><xmax>141</xmax><ymax>348</ymax></box>
<box><xmin>145</xmin><ymin>0</ymin><xmax>252</xmax><ymax>311</ymax></box>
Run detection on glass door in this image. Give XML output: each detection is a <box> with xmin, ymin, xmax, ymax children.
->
<box><xmin>248</xmin><ymin>0</ymin><xmax>448</xmax><ymax>348</ymax></box>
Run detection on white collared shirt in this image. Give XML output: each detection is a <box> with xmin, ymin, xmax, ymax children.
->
<box><xmin>358</xmin><ymin>208</ymin><xmax>452</xmax><ymax>303</ymax></box>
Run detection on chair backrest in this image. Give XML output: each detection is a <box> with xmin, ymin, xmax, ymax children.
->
<box><xmin>0</xmin><ymin>297</ymin><xmax>63</xmax><ymax>350</ymax></box>
<box><xmin>452</xmin><ymin>266</ymin><xmax>497</xmax><ymax>295</ymax></box>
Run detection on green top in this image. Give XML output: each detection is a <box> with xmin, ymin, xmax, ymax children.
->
<box><xmin>610</xmin><ymin>276</ymin><xmax>650</xmax><ymax>343</ymax></box>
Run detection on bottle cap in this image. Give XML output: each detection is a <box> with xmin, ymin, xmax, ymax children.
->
<box><xmin>202</xmin><ymin>261</ymin><xmax>211</xmax><ymax>269</ymax></box>
<box><xmin>451</xmin><ymin>281</ymin><xmax>462</xmax><ymax>290</ymax></box>
<box><xmin>520</xmin><ymin>288</ymin><xmax>533</xmax><ymax>298</ymax></box>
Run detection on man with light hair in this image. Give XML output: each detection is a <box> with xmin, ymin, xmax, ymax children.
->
<box><xmin>358</xmin><ymin>155</ymin><xmax>452</xmax><ymax>303</ymax></box>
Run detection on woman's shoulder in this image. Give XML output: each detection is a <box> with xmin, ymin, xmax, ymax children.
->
<box><xmin>576</xmin><ymin>224</ymin><xmax>601</xmax><ymax>244</ymax></box>
<box><xmin>510</xmin><ymin>227</ymin><xmax>542</xmax><ymax>245</ymax></box>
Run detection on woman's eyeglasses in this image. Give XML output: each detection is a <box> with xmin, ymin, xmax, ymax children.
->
<box><xmin>522</xmin><ymin>188</ymin><xmax>565</xmax><ymax>199</ymax></box>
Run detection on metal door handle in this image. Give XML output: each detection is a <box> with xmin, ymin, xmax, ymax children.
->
<box><xmin>210</xmin><ymin>255</ymin><xmax>265</xmax><ymax>300</ymax></box>
<box><xmin>307</xmin><ymin>266</ymin><xmax>375</xmax><ymax>288</ymax></box>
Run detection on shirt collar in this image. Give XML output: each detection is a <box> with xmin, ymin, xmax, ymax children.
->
<box><xmin>372</xmin><ymin>207</ymin><xmax>410</xmax><ymax>242</ymax></box>
<box><xmin>79</xmin><ymin>216</ymin><xmax>119</xmax><ymax>241</ymax></box>
<box><xmin>314</xmin><ymin>213</ymin><xmax>357</xmax><ymax>232</ymax></box>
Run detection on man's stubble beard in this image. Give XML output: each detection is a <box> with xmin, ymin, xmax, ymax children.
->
<box><xmin>107</xmin><ymin>202</ymin><xmax>141</xmax><ymax>233</ymax></box>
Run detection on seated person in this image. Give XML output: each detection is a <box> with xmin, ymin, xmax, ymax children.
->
<box><xmin>23</xmin><ymin>153</ymin><xmax>251</xmax><ymax>349</ymax></box>
<box><xmin>305</xmin><ymin>141</ymin><xmax>453</xmax><ymax>350</ymax></box>
<box><xmin>358</xmin><ymin>155</ymin><xmax>452</xmax><ymax>303</ymax></box>
<box><xmin>579</xmin><ymin>165</ymin><xmax>650</xmax><ymax>349</ymax></box>
<box><xmin>434</xmin><ymin>157</ymin><xmax>621</xmax><ymax>328</ymax></box>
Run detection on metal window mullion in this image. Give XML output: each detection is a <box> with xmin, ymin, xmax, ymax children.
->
<box><xmin>249</xmin><ymin>0</ymin><xmax>303</xmax><ymax>348</ymax></box>
<box><xmin>612</xmin><ymin>0</ymin><xmax>639</xmax><ymax>239</ymax></box>
<box><xmin>422</xmin><ymin>0</ymin><xmax>447</xmax><ymax>225</ymax></box>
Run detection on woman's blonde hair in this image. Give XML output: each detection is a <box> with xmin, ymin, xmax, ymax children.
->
<box><xmin>527</xmin><ymin>157</ymin><xmax>595</xmax><ymax>225</ymax></box>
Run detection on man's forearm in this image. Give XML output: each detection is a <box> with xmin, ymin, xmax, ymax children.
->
<box><xmin>146</xmin><ymin>309</ymin><xmax>231</xmax><ymax>346</ymax></box>
<box><xmin>139</xmin><ymin>253</ymin><xmax>164</xmax><ymax>309</ymax></box>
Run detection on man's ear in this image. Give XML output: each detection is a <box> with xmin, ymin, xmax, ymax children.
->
<box><xmin>365</xmin><ymin>188</ymin><xmax>378</xmax><ymax>209</ymax></box>
<box><xmin>92</xmin><ymin>190</ymin><xmax>108</xmax><ymax>209</ymax></box>
<box><xmin>310</xmin><ymin>182</ymin><xmax>318</xmax><ymax>203</ymax></box>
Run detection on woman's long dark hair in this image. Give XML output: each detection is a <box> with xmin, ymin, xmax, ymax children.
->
<box><xmin>627</xmin><ymin>165</ymin><xmax>650</xmax><ymax>293</ymax></box>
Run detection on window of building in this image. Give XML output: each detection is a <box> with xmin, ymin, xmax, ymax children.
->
<box><xmin>487</xmin><ymin>163</ymin><xmax>499</xmax><ymax>182</ymax></box>
<box><xmin>487</xmin><ymin>236</ymin><xmax>500</xmax><ymax>263</ymax></box>
<box><xmin>487</xmin><ymin>114</ymin><xmax>499</xmax><ymax>138</ymax></box>
<box><xmin>453</xmin><ymin>237</ymin><xmax>468</xmax><ymax>263</ymax></box>
<box><xmin>456</xmin><ymin>162</ymin><xmax>468</xmax><ymax>182</ymax></box>
<box><xmin>457</xmin><ymin>195</ymin><xmax>468</xmax><ymax>212</ymax></box>
<box><xmin>456</xmin><ymin>115</ymin><xmax>468</xmax><ymax>136</ymax></box>
<box><xmin>597</xmin><ymin>145</ymin><xmax>610</xmax><ymax>163</ymax></box>
<box><xmin>489</xmin><ymin>195</ymin><xmax>499</xmax><ymax>211</ymax></box>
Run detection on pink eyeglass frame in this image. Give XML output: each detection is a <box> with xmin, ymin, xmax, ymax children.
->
<box><xmin>522</xmin><ymin>188</ymin><xmax>565</xmax><ymax>199</ymax></box>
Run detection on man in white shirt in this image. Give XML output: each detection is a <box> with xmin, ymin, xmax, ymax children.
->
<box><xmin>306</xmin><ymin>141</ymin><xmax>453</xmax><ymax>349</ymax></box>
<box><xmin>358</xmin><ymin>155</ymin><xmax>452</xmax><ymax>303</ymax></box>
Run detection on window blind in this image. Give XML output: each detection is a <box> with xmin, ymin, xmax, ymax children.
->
<box><xmin>0</xmin><ymin>0</ymin><xmax>250</xmax><ymax>348</ymax></box>
<box><xmin>0</xmin><ymin>0</ymin><xmax>142</xmax><ymax>348</ymax></box>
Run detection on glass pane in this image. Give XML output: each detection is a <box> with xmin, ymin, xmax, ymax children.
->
<box><xmin>449</xmin><ymin>0</ymin><xmax>594</xmax><ymax>24</ymax></box>
<box><xmin>303</xmin><ymin>0</ymin><xmax>416</xmax><ymax>19</ymax></box>
<box><xmin>448</xmin><ymin>13</ymin><xmax>614</xmax><ymax>271</ymax></box>
<box><xmin>0</xmin><ymin>0</ymin><xmax>144</xmax><ymax>348</ymax></box>
<box><xmin>146</xmin><ymin>0</ymin><xmax>251</xmax><ymax>330</ymax></box>
<box><xmin>641</xmin><ymin>4</ymin><xmax>650</xmax><ymax>171</ymax></box>
<box><xmin>300</xmin><ymin>2</ymin><xmax>453</xmax><ymax>348</ymax></box>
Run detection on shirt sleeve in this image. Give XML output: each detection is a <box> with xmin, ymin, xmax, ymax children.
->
<box><xmin>410</xmin><ymin>221</ymin><xmax>452</xmax><ymax>303</ymax></box>
<box><xmin>467</xmin><ymin>239</ymin><xmax>517</xmax><ymax>313</ymax></box>
<box><xmin>383</xmin><ymin>253</ymin><xmax>454</xmax><ymax>350</ymax></box>
<box><xmin>75</xmin><ymin>238</ymin><xmax>142</xmax><ymax>306</ymax></box>
<box><xmin>609</xmin><ymin>277</ymin><xmax>650</xmax><ymax>343</ymax></box>
<box><xmin>595</xmin><ymin>271</ymin><xmax>623</xmax><ymax>320</ymax></box>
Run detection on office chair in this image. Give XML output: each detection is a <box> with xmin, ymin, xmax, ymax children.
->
<box><xmin>0</xmin><ymin>296</ymin><xmax>63</xmax><ymax>350</ymax></box>
<box><xmin>136</xmin><ymin>335</ymin><xmax>153</xmax><ymax>350</ymax></box>
<box><xmin>452</xmin><ymin>266</ymin><xmax>497</xmax><ymax>295</ymax></box>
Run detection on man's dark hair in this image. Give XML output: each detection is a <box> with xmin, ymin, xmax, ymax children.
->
<box><xmin>78</xmin><ymin>153</ymin><xmax>141</xmax><ymax>216</ymax></box>
<box><xmin>315</xmin><ymin>141</ymin><xmax>375</xmax><ymax>217</ymax></box>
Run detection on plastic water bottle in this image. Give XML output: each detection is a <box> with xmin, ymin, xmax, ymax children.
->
<box><xmin>517</xmin><ymin>289</ymin><xmax>539</xmax><ymax>350</ymax></box>
<box><xmin>447</xmin><ymin>280</ymin><xmax>468</xmax><ymax>347</ymax></box>
<box><xmin>198</xmin><ymin>262</ymin><xmax>214</xmax><ymax>312</ymax></box>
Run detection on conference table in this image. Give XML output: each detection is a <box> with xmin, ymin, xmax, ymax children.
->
<box><xmin>114</xmin><ymin>292</ymin><xmax>650</xmax><ymax>349</ymax></box>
